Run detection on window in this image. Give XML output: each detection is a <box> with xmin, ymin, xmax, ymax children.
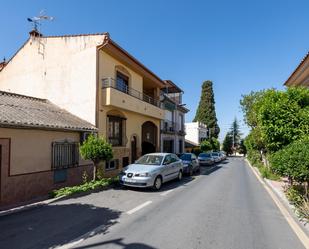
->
<box><xmin>52</xmin><ymin>141</ymin><xmax>79</xmax><ymax>170</ymax></box>
<box><xmin>116</xmin><ymin>71</ymin><xmax>129</xmax><ymax>93</ymax></box>
<box><xmin>171</xmin><ymin>154</ymin><xmax>179</xmax><ymax>162</ymax></box>
<box><xmin>108</xmin><ymin>116</ymin><xmax>123</xmax><ymax>146</ymax></box>
<box><xmin>163</xmin><ymin>155</ymin><xmax>172</xmax><ymax>165</ymax></box>
<box><xmin>106</xmin><ymin>159</ymin><xmax>119</xmax><ymax>170</ymax></box>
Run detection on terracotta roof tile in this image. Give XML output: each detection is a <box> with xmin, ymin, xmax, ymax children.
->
<box><xmin>0</xmin><ymin>91</ymin><xmax>97</xmax><ymax>132</ymax></box>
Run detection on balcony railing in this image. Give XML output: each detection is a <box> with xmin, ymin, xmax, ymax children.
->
<box><xmin>161</xmin><ymin>120</ymin><xmax>176</xmax><ymax>133</ymax></box>
<box><xmin>102</xmin><ymin>77</ymin><xmax>160</xmax><ymax>107</ymax></box>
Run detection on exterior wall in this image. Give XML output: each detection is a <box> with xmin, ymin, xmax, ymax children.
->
<box><xmin>0</xmin><ymin>128</ymin><xmax>93</xmax><ymax>208</ymax></box>
<box><xmin>185</xmin><ymin>122</ymin><xmax>207</xmax><ymax>145</ymax></box>
<box><xmin>99</xmin><ymin>50</ymin><xmax>143</xmax><ymax>92</ymax></box>
<box><xmin>98</xmin><ymin>50</ymin><xmax>163</xmax><ymax>175</ymax></box>
<box><xmin>0</xmin><ymin>35</ymin><xmax>106</xmax><ymax>124</ymax></box>
<box><xmin>101</xmin><ymin>87</ymin><xmax>164</xmax><ymax>120</ymax></box>
<box><xmin>98</xmin><ymin>106</ymin><xmax>160</xmax><ymax>176</ymax></box>
<box><xmin>0</xmin><ymin>128</ymin><xmax>85</xmax><ymax>175</ymax></box>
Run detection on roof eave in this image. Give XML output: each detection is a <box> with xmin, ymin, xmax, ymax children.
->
<box><xmin>98</xmin><ymin>36</ymin><xmax>166</xmax><ymax>88</ymax></box>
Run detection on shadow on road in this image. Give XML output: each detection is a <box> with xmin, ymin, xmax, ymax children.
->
<box><xmin>0</xmin><ymin>203</ymin><xmax>121</xmax><ymax>249</ymax></box>
<box><xmin>74</xmin><ymin>238</ymin><xmax>157</xmax><ymax>249</ymax></box>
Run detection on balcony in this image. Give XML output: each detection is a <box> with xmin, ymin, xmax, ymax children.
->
<box><xmin>101</xmin><ymin>78</ymin><xmax>164</xmax><ymax>120</ymax></box>
<box><xmin>161</xmin><ymin>120</ymin><xmax>176</xmax><ymax>134</ymax></box>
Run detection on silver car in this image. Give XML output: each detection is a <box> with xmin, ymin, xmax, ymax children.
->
<box><xmin>119</xmin><ymin>153</ymin><xmax>183</xmax><ymax>190</ymax></box>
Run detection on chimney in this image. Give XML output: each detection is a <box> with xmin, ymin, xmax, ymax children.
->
<box><xmin>29</xmin><ymin>29</ymin><xmax>42</xmax><ymax>37</ymax></box>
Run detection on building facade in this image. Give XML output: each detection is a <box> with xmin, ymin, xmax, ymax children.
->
<box><xmin>185</xmin><ymin>122</ymin><xmax>208</xmax><ymax>145</ymax></box>
<box><xmin>285</xmin><ymin>52</ymin><xmax>309</xmax><ymax>87</ymax></box>
<box><xmin>0</xmin><ymin>31</ymin><xmax>167</xmax><ymax>177</ymax></box>
<box><xmin>160</xmin><ymin>80</ymin><xmax>188</xmax><ymax>155</ymax></box>
<box><xmin>0</xmin><ymin>91</ymin><xmax>96</xmax><ymax>207</ymax></box>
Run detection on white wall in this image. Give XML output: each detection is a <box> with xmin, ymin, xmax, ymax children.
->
<box><xmin>0</xmin><ymin>34</ymin><xmax>106</xmax><ymax>125</ymax></box>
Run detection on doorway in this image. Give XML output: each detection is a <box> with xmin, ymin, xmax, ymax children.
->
<box><xmin>142</xmin><ymin>121</ymin><xmax>157</xmax><ymax>155</ymax></box>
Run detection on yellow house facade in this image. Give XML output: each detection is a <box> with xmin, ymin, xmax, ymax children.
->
<box><xmin>0</xmin><ymin>31</ymin><xmax>166</xmax><ymax>177</ymax></box>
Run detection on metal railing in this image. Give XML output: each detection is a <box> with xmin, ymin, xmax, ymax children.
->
<box><xmin>102</xmin><ymin>77</ymin><xmax>160</xmax><ymax>107</ymax></box>
<box><xmin>161</xmin><ymin>120</ymin><xmax>176</xmax><ymax>133</ymax></box>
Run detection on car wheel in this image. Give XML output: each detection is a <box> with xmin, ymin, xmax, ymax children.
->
<box><xmin>153</xmin><ymin>176</ymin><xmax>162</xmax><ymax>190</ymax></box>
<box><xmin>178</xmin><ymin>170</ymin><xmax>183</xmax><ymax>181</ymax></box>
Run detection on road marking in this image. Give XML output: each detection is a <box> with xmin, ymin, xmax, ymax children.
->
<box><xmin>246</xmin><ymin>160</ymin><xmax>309</xmax><ymax>249</ymax></box>
<box><xmin>160</xmin><ymin>189</ymin><xmax>174</xmax><ymax>196</ymax></box>
<box><xmin>126</xmin><ymin>201</ymin><xmax>152</xmax><ymax>215</ymax></box>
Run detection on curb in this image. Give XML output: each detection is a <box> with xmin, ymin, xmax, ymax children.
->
<box><xmin>245</xmin><ymin>159</ymin><xmax>309</xmax><ymax>244</ymax></box>
<box><xmin>0</xmin><ymin>196</ymin><xmax>64</xmax><ymax>217</ymax></box>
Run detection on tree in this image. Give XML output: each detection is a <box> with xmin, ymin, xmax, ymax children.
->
<box><xmin>80</xmin><ymin>134</ymin><xmax>113</xmax><ymax>181</ymax></box>
<box><xmin>230</xmin><ymin>117</ymin><xmax>242</xmax><ymax>149</ymax></box>
<box><xmin>200</xmin><ymin>140</ymin><xmax>212</xmax><ymax>152</ymax></box>
<box><xmin>257</xmin><ymin>88</ymin><xmax>309</xmax><ymax>152</ymax></box>
<box><xmin>210</xmin><ymin>137</ymin><xmax>220</xmax><ymax>151</ymax></box>
<box><xmin>222</xmin><ymin>132</ymin><xmax>233</xmax><ymax>155</ymax></box>
<box><xmin>238</xmin><ymin>139</ymin><xmax>247</xmax><ymax>156</ymax></box>
<box><xmin>193</xmin><ymin>80</ymin><xmax>220</xmax><ymax>138</ymax></box>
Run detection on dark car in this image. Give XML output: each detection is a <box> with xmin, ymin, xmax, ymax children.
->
<box><xmin>179</xmin><ymin>153</ymin><xmax>200</xmax><ymax>175</ymax></box>
<box><xmin>198</xmin><ymin>153</ymin><xmax>215</xmax><ymax>166</ymax></box>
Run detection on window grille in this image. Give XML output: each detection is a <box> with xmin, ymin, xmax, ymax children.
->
<box><xmin>52</xmin><ymin>141</ymin><xmax>79</xmax><ymax>170</ymax></box>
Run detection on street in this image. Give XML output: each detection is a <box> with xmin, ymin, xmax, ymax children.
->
<box><xmin>0</xmin><ymin>158</ymin><xmax>305</xmax><ymax>249</ymax></box>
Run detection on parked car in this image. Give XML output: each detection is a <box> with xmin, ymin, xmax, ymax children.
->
<box><xmin>211</xmin><ymin>152</ymin><xmax>221</xmax><ymax>163</ymax></box>
<box><xmin>119</xmin><ymin>153</ymin><xmax>183</xmax><ymax>190</ymax></box>
<box><xmin>219</xmin><ymin>151</ymin><xmax>227</xmax><ymax>160</ymax></box>
<box><xmin>179</xmin><ymin>153</ymin><xmax>200</xmax><ymax>175</ymax></box>
<box><xmin>198</xmin><ymin>153</ymin><xmax>215</xmax><ymax>166</ymax></box>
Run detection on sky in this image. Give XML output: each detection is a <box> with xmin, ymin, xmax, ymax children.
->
<box><xmin>1</xmin><ymin>0</ymin><xmax>309</xmax><ymax>141</ymax></box>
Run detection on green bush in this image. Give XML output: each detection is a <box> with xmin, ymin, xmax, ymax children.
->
<box><xmin>247</xmin><ymin>150</ymin><xmax>261</xmax><ymax>166</ymax></box>
<box><xmin>80</xmin><ymin>134</ymin><xmax>113</xmax><ymax>180</ymax></box>
<box><xmin>286</xmin><ymin>185</ymin><xmax>309</xmax><ymax>223</ymax></box>
<box><xmin>270</xmin><ymin>137</ymin><xmax>309</xmax><ymax>187</ymax></box>
<box><xmin>200</xmin><ymin>140</ymin><xmax>212</xmax><ymax>152</ymax></box>
<box><xmin>259</xmin><ymin>166</ymin><xmax>280</xmax><ymax>181</ymax></box>
<box><xmin>50</xmin><ymin>177</ymin><xmax>118</xmax><ymax>198</ymax></box>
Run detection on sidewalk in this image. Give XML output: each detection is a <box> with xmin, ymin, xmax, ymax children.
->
<box><xmin>247</xmin><ymin>159</ymin><xmax>309</xmax><ymax>235</ymax></box>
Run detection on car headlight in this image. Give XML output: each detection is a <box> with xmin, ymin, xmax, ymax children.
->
<box><xmin>136</xmin><ymin>172</ymin><xmax>150</xmax><ymax>177</ymax></box>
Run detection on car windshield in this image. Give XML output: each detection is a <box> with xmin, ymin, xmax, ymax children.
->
<box><xmin>199</xmin><ymin>153</ymin><xmax>210</xmax><ymax>157</ymax></box>
<box><xmin>180</xmin><ymin>154</ymin><xmax>191</xmax><ymax>161</ymax></box>
<box><xmin>212</xmin><ymin>153</ymin><xmax>219</xmax><ymax>156</ymax></box>
<box><xmin>135</xmin><ymin>155</ymin><xmax>163</xmax><ymax>166</ymax></box>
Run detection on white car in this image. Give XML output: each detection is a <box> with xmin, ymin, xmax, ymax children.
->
<box><xmin>119</xmin><ymin>153</ymin><xmax>184</xmax><ymax>190</ymax></box>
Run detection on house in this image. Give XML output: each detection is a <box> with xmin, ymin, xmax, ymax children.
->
<box><xmin>0</xmin><ymin>91</ymin><xmax>96</xmax><ymax>207</ymax></box>
<box><xmin>284</xmin><ymin>52</ymin><xmax>309</xmax><ymax>87</ymax></box>
<box><xmin>0</xmin><ymin>30</ymin><xmax>167</xmax><ymax>177</ymax></box>
<box><xmin>185</xmin><ymin>122</ymin><xmax>208</xmax><ymax>146</ymax></box>
<box><xmin>160</xmin><ymin>80</ymin><xmax>189</xmax><ymax>154</ymax></box>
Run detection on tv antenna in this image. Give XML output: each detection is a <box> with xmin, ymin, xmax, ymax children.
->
<box><xmin>27</xmin><ymin>10</ymin><xmax>54</xmax><ymax>33</ymax></box>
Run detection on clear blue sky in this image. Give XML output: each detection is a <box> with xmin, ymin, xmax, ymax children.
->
<box><xmin>1</xmin><ymin>0</ymin><xmax>309</xmax><ymax>141</ymax></box>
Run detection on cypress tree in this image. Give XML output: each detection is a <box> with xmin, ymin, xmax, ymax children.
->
<box><xmin>193</xmin><ymin>80</ymin><xmax>220</xmax><ymax>138</ymax></box>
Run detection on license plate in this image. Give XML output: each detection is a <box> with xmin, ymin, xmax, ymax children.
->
<box><xmin>125</xmin><ymin>178</ymin><xmax>136</xmax><ymax>183</ymax></box>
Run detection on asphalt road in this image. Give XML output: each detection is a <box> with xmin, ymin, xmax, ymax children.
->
<box><xmin>0</xmin><ymin>157</ymin><xmax>306</xmax><ymax>249</ymax></box>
